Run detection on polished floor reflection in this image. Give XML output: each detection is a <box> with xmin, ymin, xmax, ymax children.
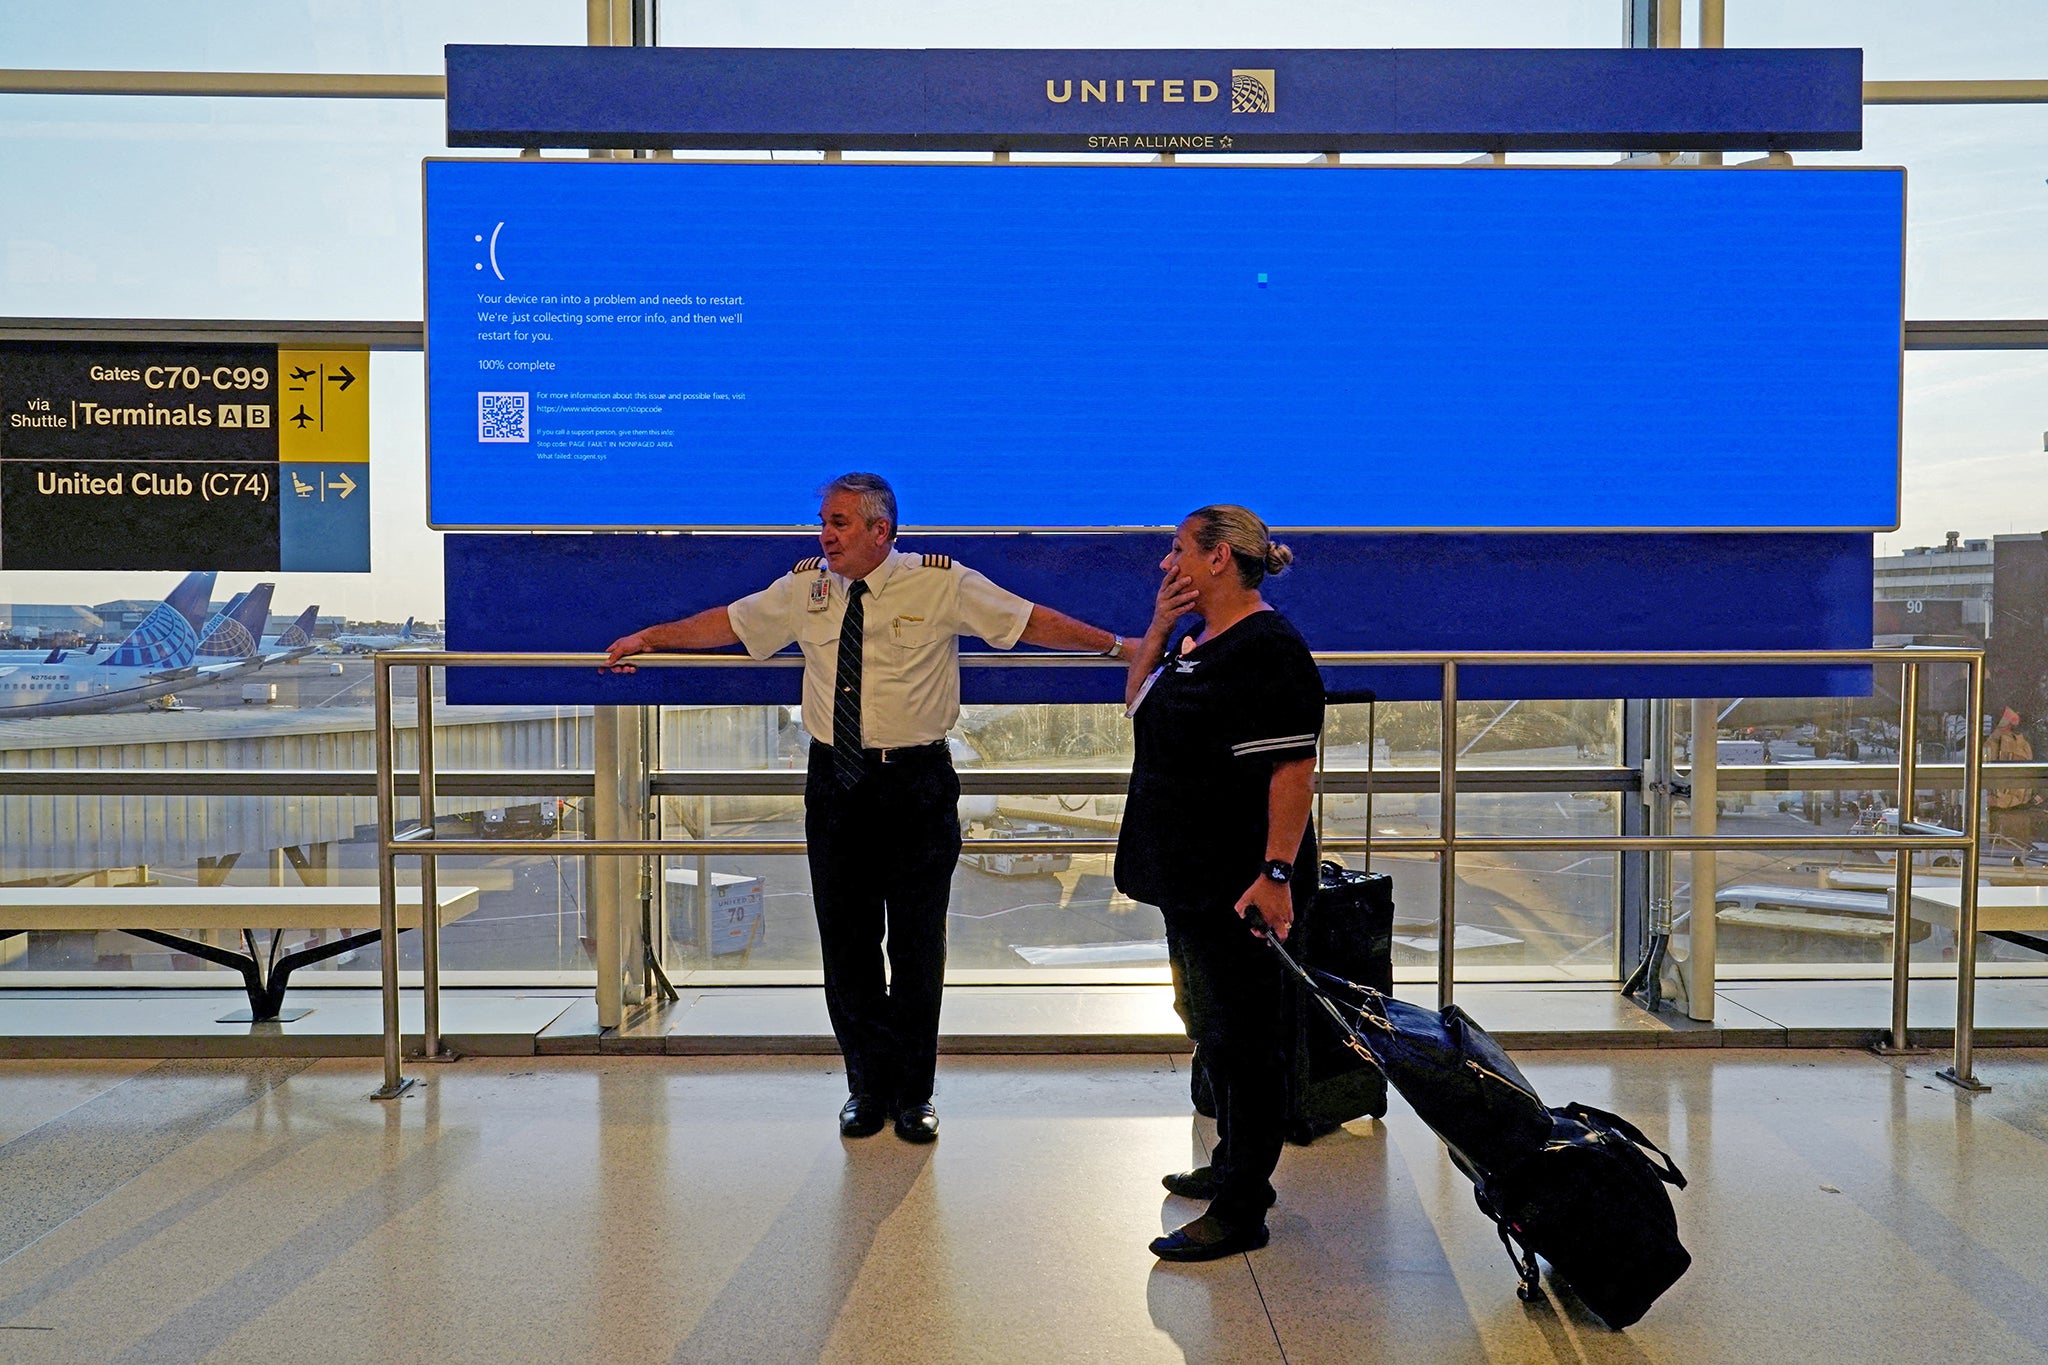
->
<box><xmin>0</xmin><ymin>1049</ymin><xmax>2045</xmax><ymax>1363</ymax></box>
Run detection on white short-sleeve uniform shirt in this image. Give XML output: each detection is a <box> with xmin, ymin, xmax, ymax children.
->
<box><xmin>727</xmin><ymin>549</ymin><xmax>1034</xmax><ymax>749</ymax></box>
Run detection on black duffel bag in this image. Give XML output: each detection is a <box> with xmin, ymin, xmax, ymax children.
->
<box><xmin>1323</xmin><ymin>976</ymin><xmax>1555</xmax><ymax>1177</ymax></box>
<box><xmin>1266</xmin><ymin>934</ymin><xmax>1691</xmax><ymax>1328</ymax></box>
<box><xmin>1469</xmin><ymin>1102</ymin><xmax>1691</xmax><ymax>1329</ymax></box>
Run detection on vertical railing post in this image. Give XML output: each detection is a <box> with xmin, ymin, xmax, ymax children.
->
<box><xmin>1940</xmin><ymin>655</ymin><xmax>1990</xmax><ymax>1091</ymax></box>
<box><xmin>416</xmin><ymin>663</ymin><xmax>449</xmax><ymax>1061</ymax></box>
<box><xmin>1687</xmin><ymin>699</ymin><xmax>1718</xmax><ymax>1023</ymax></box>
<box><xmin>1438</xmin><ymin>660</ymin><xmax>1458</xmax><ymax>1009</ymax></box>
<box><xmin>370</xmin><ymin>655</ymin><xmax>412</xmax><ymax>1099</ymax></box>
<box><xmin>593</xmin><ymin>712</ymin><xmax>622</xmax><ymax>1031</ymax></box>
<box><xmin>1644</xmin><ymin>700</ymin><xmax>1675</xmax><ymax>1004</ymax></box>
<box><xmin>1884</xmin><ymin>660</ymin><xmax>1921</xmax><ymax>1052</ymax></box>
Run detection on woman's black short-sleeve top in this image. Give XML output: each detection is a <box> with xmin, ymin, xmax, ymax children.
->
<box><xmin>1115</xmin><ymin>609</ymin><xmax>1324</xmax><ymax>911</ymax></box>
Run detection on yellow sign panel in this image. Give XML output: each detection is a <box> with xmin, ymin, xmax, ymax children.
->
<box><xmin>276</xmin><ymin>349</ymin><xmax>369</xmax><ymax>463</ymax></box>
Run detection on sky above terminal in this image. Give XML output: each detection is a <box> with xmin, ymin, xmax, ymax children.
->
<box><xmin>0</xmin><ymin>0</ymin><xmax>2044</xmax><ymax>619</ymax></box>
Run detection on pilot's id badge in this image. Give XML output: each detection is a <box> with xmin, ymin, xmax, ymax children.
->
<box><xmin>806</xmin><ymin>576</ymin><xmax>831</xmax><ymax>612</ymax></box>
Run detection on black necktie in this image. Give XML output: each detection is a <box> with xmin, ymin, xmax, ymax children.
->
<box><xmin>832</xmin><ymin>580</ymin><xmax>867</xmax><ymax>787</ymax></box>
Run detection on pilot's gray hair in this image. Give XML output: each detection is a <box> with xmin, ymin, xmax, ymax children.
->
<box><xmin>821</xmin><ymin>472</ymin><xmax>898</xmax><ymax>542</ymax></box>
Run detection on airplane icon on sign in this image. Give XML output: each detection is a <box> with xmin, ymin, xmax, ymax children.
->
<box><xmin>289</xmin><ymin>367</ymin><xmax>317</xmax><ymax>382</ymax></box>
<box><xmin>289</xmin><ymin>406</ymin><xmax>313</xmax><ymax>428</ymax></box>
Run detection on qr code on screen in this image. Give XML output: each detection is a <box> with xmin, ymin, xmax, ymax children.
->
<box><xmin>477</xmin><ymin>392</ymin><xmax>530</xmax><ymax>443</ymax></box>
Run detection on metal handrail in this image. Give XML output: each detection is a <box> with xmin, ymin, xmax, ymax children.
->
<box><xmin>369</xmin><ymin>645</ymin><xmax>1990</xmax><ymax>1100</ymax></box>
<box><xmin>381</xmin><ymin>647</ymin><xmax>1986</xmax><ymax>667</ymax></box>
<box><xmin>7</xmin><ymin>760</ymin><xmax>2040</xmax><ymax>800</ymax></box>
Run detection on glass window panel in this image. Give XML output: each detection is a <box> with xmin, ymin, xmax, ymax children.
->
<box><xmin>0</xmin><ymin>796</ymin><xmax>591</xmax><ymax>980</ymax></box>
<box><xmin>0</xmin><ymin>2</ymin><xmax>580</xmax><ymax>73</ymax></box>
<box><xmin>1666</xmin><ymin>674</ymin><xmax>2045</xmax><ymax>977</ymax></box>
<box><xmin>657</xmin><ymin>849</ymin><xmax>1167</xmax><ymax>979</ymax></box>
<box><xmin>1727</xmin><ymin>2</ymin><xmax>2048</xmax><ymax>82</ymax></box>
<box><xmin>1802</xmin><ymin>107</ymin><xmax>2048</xmax><ymax>319</ymax></box>
<box><xmin>1897</xmin><ymin>349</ymin><xmax>2048</xmax><ymax>548</ymax></box>
<box><xmin>1665</xmin><ymin>843</ymin><xmax>2048</xmax><ymax>978</ymax></box>
<box><xmin>0</xmin><ymin>98</ymin><xmax>465</xmax><ymax>320</ymax></box>
<box><xmin>655</xmin><ymin>2</ymin><xmax>1618</xmax><ymax>49</ymax></box>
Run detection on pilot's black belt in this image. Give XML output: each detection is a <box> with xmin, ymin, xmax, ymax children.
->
<box><xmin>858</xmin><ymin>739</ymin><xmax>950</xmax><ymax>765</ymax></box>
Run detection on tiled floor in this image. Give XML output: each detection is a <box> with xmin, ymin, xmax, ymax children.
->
<box><xmin>0</xmin><ymin>1048</ymin><xmax>2044</xmax><ymax>1363</ymax></box>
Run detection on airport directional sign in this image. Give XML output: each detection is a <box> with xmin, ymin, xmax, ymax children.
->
<box><xmin>0</xmin><ymin>341</ymin><xmax>370</xmax><ymax>571</ymax></box>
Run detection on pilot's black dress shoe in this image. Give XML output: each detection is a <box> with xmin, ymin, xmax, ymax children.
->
<box><xmin>1150</xmin><ymin>1213</ymin><xmax>1270</xmax><ymax>1262</ymax></box>
<box><xmin>893</xmin><ymin>1101</ymin><xmax>939</xmax><ymax>1143</ymax></box>
<box><xmin>839</xmin><ymin>1094</ymin><xmax>888</xmax><ymax>1138</ymax></box>
<box><xmin>1161</xmin><ymin>1167</ymin><xmax>1221</xmax><ymax>1200</ymax></box>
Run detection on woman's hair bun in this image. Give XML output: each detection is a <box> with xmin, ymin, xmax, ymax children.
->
<box><xmin>1188</xmin><ymin>503</ymin><xmax>1295</xmax><ymax>587</ymax></box>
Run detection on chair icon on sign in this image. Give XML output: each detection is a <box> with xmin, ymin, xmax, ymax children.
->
<box><xmin>291</xmin><ymin>472</ymin><xmax>314</xmax><ymax>497</ymax></box>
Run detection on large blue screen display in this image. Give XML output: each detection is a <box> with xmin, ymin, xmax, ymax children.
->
<box><xmin>424</xmin><ymin>160</ymin><xmax>1902</xmax><ymax>530</ymax></box>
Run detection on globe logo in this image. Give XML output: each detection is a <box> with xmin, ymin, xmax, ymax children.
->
<box><xmin>106</xmin><ymin>605</ymin><xmax>196</xmax><ymax>670</ymax></box>
<box><xmin>1230</xmin><ymin>69</ymin><xmax>1276</xmax><ymax>114</ymax></box>
<box><xmin>198</xmin><ymin>620</ymin><xmax>257</xmax><ymax>659</ymax></box>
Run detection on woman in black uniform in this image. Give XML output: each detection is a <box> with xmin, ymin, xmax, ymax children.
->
<box><xmin>1116</xmin><ymin>504</ymin><xmax>1323</xmax><ymax>1261</ymax></box>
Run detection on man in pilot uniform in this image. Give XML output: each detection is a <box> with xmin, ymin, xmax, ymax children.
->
<box><xmin>605</xmin><ymin>472</ymin><xmax>1126</xmax><ymax>1142</ymax></box>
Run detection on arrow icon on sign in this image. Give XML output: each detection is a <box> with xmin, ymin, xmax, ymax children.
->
<box><xmin>327</xmin><ymin>471</ymin><xmax>357</xmax><ymax>499</ymax></box>
<box><xmin>329</xmin><ymin>365</ymin><xmax>357</xmax><ymax>391</ymax></box>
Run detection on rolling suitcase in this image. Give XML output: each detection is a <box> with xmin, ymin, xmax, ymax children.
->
<box><xmin>1284</xmin><ymin>685</ymin><xmax>1394</xmax><ymax>1139</ymax></box>
<box><xmin>1193</xmin><ymin>686</ymin><xmax>1393</xmax><ymax>1141</ymax></box>
<box><xmin>1266</xmin><ymin>944</ymin><xmax>1692</xmax><ymax>1329</ymax></box>
<box><xmin>1282</xmin><ymin>861</ymin><xmax>1393</xmax><ymax>1141</ymax></box>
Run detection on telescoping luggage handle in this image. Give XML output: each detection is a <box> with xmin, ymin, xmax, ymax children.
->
<box><xmin>1318</xmin><ymin>685</ymin><xmax>1378</xmax><ymax>874</ymax></box>
<box><xmin>1257</xmin><ymin>921</ymin><xmax>1386</xmax><ymax>1074</ymax></box>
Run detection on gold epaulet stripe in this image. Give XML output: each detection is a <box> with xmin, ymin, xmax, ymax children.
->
<box><xmin>921</xmin><ymin>553</ymin><xmax>953</xmax><ymax>569</ymax></box>
<box><xmin>792</xmin><ymin>557</ymin><xmax>823</xmax><ymax>574</ymax></box>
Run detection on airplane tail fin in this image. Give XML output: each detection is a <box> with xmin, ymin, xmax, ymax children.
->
<box><xmin>41</xmin><ymin>648</ymin><xmax>65</xmax><ymax>664</ymax></box>
<box><xmin>102</xmin><ymin>571</ymin><xmax>217</xmax><ymax>670</ymax></box>
<box><xmin>273</xmin><ymin>604</ymin><xmax>320</xmax><ymax>649</ymax></box>
<box><xmin>199</xmin><ymin>582</ymin><xmax>275</xmax><ymax>659</ymax></box>
<box><xmin>401</xmin><ymin>617</ymin><xmax>415</xmax><ymax>641</ymax></box>
<box><xmin>198</xmin><ymin>592</ymin><xmax>248</xmax><ymax>647</ymax></box>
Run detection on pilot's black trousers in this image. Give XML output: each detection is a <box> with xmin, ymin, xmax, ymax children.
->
<box><xmin>805</xmin><ymin>741</ymin><xmax>961</xmax><ymax>1106</ymax></box>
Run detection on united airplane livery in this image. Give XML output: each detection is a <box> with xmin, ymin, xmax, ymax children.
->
<box><xmin>194</xmin><ymin>582</ymin><xmax>277</xmax><ymax>682</ymax></box>
<box><xmin>260</xmin><ymin>605</ymin><xmax>323</xmax><ymax>662</ymax></box>
<box><xmin>0</xmin><ymin>572</ymin><xmax>217</xmax><ymax>719</ymax></box>
<box><xmin>334</xmin><ymin>617</ymin><xmax>427</xmax><ymax>653</ymax></box>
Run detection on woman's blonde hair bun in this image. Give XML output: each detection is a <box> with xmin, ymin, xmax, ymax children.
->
<box><xmin>1188</xmin><ymin>504</ymin><xmax>1296</xmax><ymax>588</ymax></box>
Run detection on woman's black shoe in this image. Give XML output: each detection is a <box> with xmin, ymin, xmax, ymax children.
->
<box><xmin>1161</xmin><ymin>1167</ymin><xmax>1221</xmax><ymax>1200</ymax></box>
<box><xmin>1150</xmin><ymin>1214</ymin><xmax>1270</xmax><ymax>1262</ymax></box>
<box><xmin>839</xmin><ymin>1094</ymin><xmax>888</xmax><ymax>1137</ymax></box>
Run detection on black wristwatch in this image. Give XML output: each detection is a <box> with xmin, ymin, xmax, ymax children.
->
<box><xmin>1262</xmin><ymin>859</ymin><xmax>1293</xmax><ymax>885</ymax></box>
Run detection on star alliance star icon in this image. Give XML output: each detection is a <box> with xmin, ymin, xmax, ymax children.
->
<box><xmin>1220</xmin><ymin>135</ymin><xmax>1234</xmax><ymax>148</ymax></box>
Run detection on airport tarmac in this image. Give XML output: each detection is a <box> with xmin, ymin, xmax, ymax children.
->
<box><xmin>152</xmin><ymin>652</ymin><xmax>442</xmax><ymax>712</ymax></box>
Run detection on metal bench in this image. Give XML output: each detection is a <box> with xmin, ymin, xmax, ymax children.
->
<box><xmin>0</xmin><ymin>885</ymin><xmax>480</xmax><ymax>1023</ymax></box>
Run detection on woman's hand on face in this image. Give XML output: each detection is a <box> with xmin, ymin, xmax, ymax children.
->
<box><xmin>1152</xmin><ymin>569</ymin><xmax>1198</xmax><ymax>632</ymax></box>
<box><xmin>1235</xmin><ymin>876</ymin><xmax>1294</xmax><ymax>942</ymax></box>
